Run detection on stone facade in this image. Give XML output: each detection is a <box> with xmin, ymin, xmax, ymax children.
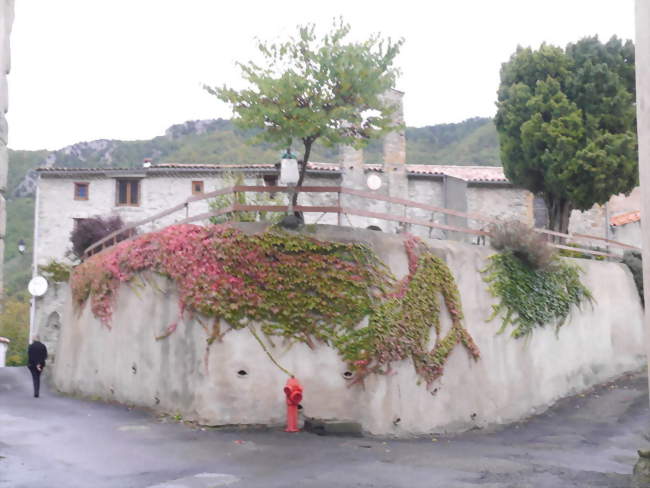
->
<box><xmin>33</xmin><ymin>170</ymin><xmax>272</xmax><ymax>268</ymax></box>
<box><xmin>0</xmin><ymin>1</ymin><xmax>13</xmax><ymax>297</ymax></box>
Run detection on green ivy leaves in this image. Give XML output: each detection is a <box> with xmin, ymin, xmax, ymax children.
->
<box><xmin>483</xmin><ymin>252</ymin><xmax>593</xmax><ymax>338</ymax></box>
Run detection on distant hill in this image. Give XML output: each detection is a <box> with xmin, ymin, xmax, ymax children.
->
<box><xmin>4</xmin><ymin>117</ymin><xmax>500</xmax><ymax>296</ymax></box>
<box><xmin>10</xmin><ymin>117</ymin><xmax>500</xmax><ymax>198</ymax></box>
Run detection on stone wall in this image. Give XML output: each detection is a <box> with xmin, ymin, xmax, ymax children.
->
<box><xmin>51</xmin><ymin>224</ymin><xmax>645</xmax><ymax>436</ymax></box>
<box><xmin>0</xmin><ymin>0</ymin><xmax>13</xmax><ymax>295</ymax></box>
<box><xmin>31</xmin><ymin>282</ymin><xmax>66</xmax><ymax>363</ymax></box>
<box><xmin>611</xmin><ymin>222</ymin><xmax>642</xmax><ymax>249</ymax></box>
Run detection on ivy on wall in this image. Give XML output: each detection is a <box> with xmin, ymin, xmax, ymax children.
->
<box><xmin>483</xmin><ymin>252</ymin><xmax>593</xmax><ymax>338</ymax></box>
<box><xmin>71</xmin><ymin>225</ymin><xmax>480</xmax><ymax>386</ymax></box>
<box><xmin>39</xmin><ymin>259</ymin><xmax>73</xmax><ymax>283</ymax></box>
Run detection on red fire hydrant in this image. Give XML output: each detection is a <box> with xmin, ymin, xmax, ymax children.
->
<box><xmin>284</xmin><ymin>376</ymin><xmax>303</xmax><ymax>433</ymax></box>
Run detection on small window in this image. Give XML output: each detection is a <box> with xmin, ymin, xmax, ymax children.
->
<box><xmin>263</xmin><ymin>174</ymin><xmax>279</xmax><ymax>198</ymax></box>
<box><xmin>116</xmin><ymin>179</ymin><xmax>141</xmax><ymax>206</ymax></box>
<box><xmin>74</xmin><ymin>182</ymin><xmax>89</xmax><ymax>200</ymax></box>
<box><xmin>192</xmin><ymin>180</ymin><xmax>204</xmax><ymax>195</ymax></box>
<box><xmin>263</xmin><ymin>174</ymin><xmax>278</xmax><ymax>187</ymax></box>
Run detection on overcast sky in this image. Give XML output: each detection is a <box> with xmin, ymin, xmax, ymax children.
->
<box><xmin>7</xmin><ymin>0</ymin><xmax>635</xmax><ymax>151</ymax></box>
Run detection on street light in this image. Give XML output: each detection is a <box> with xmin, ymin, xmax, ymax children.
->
<box><xmin>279</xmin><ymin>150</ymin><xmax>301</xmax><ymax>229</ymax></box>
<box><xmin>279</xmin><ymin>149</ymin><xmax>299</xmax><ymax>186</ymax></box>
<box><xmin>18</xmin><ymin>239</ymin><xmax>26</xmax><ymax>255</ymax></box>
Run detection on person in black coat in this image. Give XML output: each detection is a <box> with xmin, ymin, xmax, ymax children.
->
<box><xmin>27</xmin><ymin>337</ymin><xmax>48</xmax><ymax>398</ymax></box>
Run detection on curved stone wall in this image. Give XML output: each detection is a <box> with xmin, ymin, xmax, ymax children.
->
<box><xmin>52</xmin><ymin>225</ymin><xmax>645</xmax><ymax>436</ymax></box>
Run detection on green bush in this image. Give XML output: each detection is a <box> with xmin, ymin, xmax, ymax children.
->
<box><xmin>483</xmin><ymin>252</ymin><xmax>593</xmax><ymax>338</ymax></box>
<box><xmin>0</xmin><ymin>296</ymin><xmax>30</xmax><ymax>365</ymax></box>
<box><xmin>39</xmin><ymin>259</ymin><xmax>73</xmax><ymax>283</ymax></box>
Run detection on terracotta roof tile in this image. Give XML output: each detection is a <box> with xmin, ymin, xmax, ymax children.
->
<box><xmin>153</xmin><ymin>163</ymin><xmax>276</xmax><ymax>169</ymax></box>
<box><xmin>37</xmin><ymin>162</ymin><xmax>507</xmax><ymax>182</ymax></box>
<box><xmin>610</xmin><ymin>210</ymin><xmax>641</xmax><ymax>227</ymax></box>
<box><xmin>364</xmin><ymin>164</ymin><xmax>506</xmax><ymax>182</ymax></box>
<box><xmin>408</xmin><ymin>165</ymin><xmax>507</xmax><ymax>182</ymax></box>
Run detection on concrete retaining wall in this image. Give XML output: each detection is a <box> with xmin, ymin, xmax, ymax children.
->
<box><xmin>51</xmin><ymin>225</ymin><xmax>645</xmax><ymax>436</ymax></box>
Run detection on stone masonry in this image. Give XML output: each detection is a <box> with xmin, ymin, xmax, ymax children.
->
<box><xmin>0</xmin><ymin>1</ymin><xmax>13</xmax><ymax>297</ymax></box>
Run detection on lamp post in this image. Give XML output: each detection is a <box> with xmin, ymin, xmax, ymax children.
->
<box><xmin>18</xmin><ymin>239</ymin><xmax>25</xmax><ymax>255</ymax></box>
<box><xmin>279</xmin><ymin>149</ymin><xmax>300</xmax><ymax>229</ymax></box>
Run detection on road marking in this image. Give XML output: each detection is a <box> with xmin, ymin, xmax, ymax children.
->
<box><xmin>147</xmin><ymin>472</ymin><xmax>239</xmax><ymax>487</ymax></box>
<box><xmin>117</xmin><ymin>425</ymin><xmax>151</xmax><ymax>432</ymax></box>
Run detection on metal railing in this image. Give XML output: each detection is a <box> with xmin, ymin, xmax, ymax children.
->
<box><xmin>83</xmin><ymin>185</ymin><xmax>640</xmax><ymax>260</ymax></box>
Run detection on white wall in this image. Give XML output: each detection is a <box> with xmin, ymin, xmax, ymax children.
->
<box><xmin>52</xmin><ymin>225</ymin><xmax>645</xmax><ymax>436</ymax></box>
<box><xmin>0</xmin><ymin>340</ymin><xmax>8</xmax><ymax>366</ymax></box>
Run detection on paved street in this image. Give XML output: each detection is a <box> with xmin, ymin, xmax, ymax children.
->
<box><xmin>1</xmin><ymin>366</ymin><xmax>648</xmax><ymax>488</ymax></box>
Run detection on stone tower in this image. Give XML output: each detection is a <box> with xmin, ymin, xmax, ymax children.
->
<box><xmin>382</xmin><ymin>89</ymin><xmax>407</xmax><ymax>229</ymax></box>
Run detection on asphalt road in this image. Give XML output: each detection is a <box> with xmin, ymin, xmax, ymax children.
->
<box><xmin>1</xmin><ymin>366</ymin><xmax>649</xmax><ymax>488</ymax></box>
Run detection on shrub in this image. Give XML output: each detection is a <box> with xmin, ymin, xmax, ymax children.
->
<box><xmin>483</xmin><ymin>251</ymin><xmax>593</xmax><ymax>338</ymax></box>
<box><xmin>488</xmin><ymin>220</ymin><xmax>556</xmax><ymax>270</ymax></box>
<box><xmin>39</xmin><ymin>259</ymin><xmax>73</xmax><ymax>282</ymax></box>
<box><xmin>0</xmin><ymin>296</ymin><xmax>30</xmax><ymax>365</ymax></box>
<box><xmin>622</xmin><ymin>250</ymin><xmax>644</xmax><ymax>306</ymax></box>
<box><xmin>70</xmin><ymin>215</ymin><xmax>131</xmax><ymax>259</ymax></box>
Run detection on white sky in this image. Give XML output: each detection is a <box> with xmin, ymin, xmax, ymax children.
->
<box><xmin>7</xmin><ymin>0</ymin><xmax>635</xmax><ymax>151</ymax></box>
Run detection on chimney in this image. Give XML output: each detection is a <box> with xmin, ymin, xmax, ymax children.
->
<box><xmin>382</xmin><ymin>89</ymin><xmax>406</xmax><ymax>166</ymax></box>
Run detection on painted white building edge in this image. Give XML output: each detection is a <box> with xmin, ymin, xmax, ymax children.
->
<box><xmin>0</xmin><ymin>336</ymin><xmax>9</xmax><ymax>367</ymax></box>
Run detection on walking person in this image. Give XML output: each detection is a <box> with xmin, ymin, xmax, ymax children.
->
<box><xmin>27</xmin><ymin>336</ymin><xmax>47</xmax><ymax>398</ymax></box>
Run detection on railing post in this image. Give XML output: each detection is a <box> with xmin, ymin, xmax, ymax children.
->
<box><xmin>337</xmin><ymin>190</ymin><xmax>342</xmax><ymax>226</ymax></box>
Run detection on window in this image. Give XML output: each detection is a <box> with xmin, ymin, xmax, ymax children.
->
<box><xmin>263</xmin><ymin>174</ymin><xmax>278</xmax><ymax>187</ymax></box>
<box><xmin>116</xmin><ymin>179</ymin><xmax>141</xmax><ymax>206</ymax></box>
<box><xmin>74</xmin><ymin>182</ymin><xmax>89</xmax><ymax>200</ymax></box>
<box><xmin>192</xmin><ymin>180</ymin><xmax>204</xmax><ymax>195</ymax></box>
<box><xmin>263</xmin><ymin>174</ymin><xmax>279</xmax><ymax>198</ymax></box>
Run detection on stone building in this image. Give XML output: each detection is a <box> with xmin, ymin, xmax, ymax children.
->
<box><xmin>33</xmin><ymin>162</ymin><xmax>529</xmax><ymax>267</ymax></box>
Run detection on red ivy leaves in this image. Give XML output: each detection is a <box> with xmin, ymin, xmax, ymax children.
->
<box><xmin>71</xmin><ymin>226</ymin><xmax>480</xmax><ymax>387</ymax></box>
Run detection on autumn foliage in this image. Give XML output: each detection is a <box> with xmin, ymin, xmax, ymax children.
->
<box><xmin>71</xmin><ymin>224</ymin><xmax>479</xmax><ymax>385</ymax></box>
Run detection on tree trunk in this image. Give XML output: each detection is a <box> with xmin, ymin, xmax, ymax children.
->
<box><xmin>291</xmin><ymin>141</ymin><xmax>313</xmax><ymax>209</ymax></box>
<box><xmin>546</xmin><ymin>196</ymin><xmax>572</xmax><ymax>242</ymax></box>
